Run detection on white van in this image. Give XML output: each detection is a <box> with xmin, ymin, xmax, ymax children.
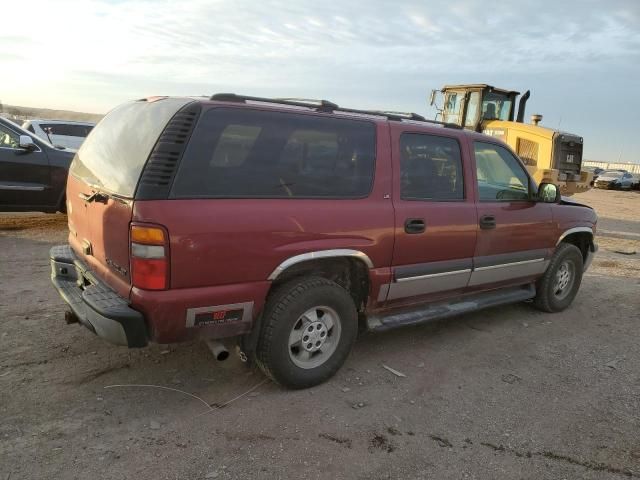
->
<box><xmin>22</xmin><ymin>120</ymin><xmax>95</xmax><ymax>151</ymax></box>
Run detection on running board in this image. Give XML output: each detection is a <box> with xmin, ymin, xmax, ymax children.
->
<box><xmin>367</xmin><ymin>284</ymin><xmax>536</xmax><ymax>332</ymax></box>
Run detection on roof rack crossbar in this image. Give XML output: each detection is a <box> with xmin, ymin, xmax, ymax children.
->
<box><xmin>276</xmin><ymin>98</ymin><xmax>340</xmax><ymax>111</ymax></box>
<box><xmin>210</xmin><ymin>93</ymin><xmax>338</xmax><ymax>112</ymax></box>
<box><xmin>376</xmin><ymin>110</ymin><xmax>427</xmax><ymax>121</ymax></box>
<box><xmin>419</xmin><ymin>118</ymin><xmax>462</xmax><ymax>129</ymax></box>
<box><xmin>209</xmin><ymin>93</ymin><xmax>462</xmax><ymax>129</ymax></box>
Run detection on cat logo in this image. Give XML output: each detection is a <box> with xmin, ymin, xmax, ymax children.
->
<box><xmin>482</xmin><ymin>128</ymin><xmax>506</xmax><ymax>140</ymax></box>
<box><xmin>566</xmin><ymin>154</ymin><xmax>574</xmax><ymax>163</ymax></box>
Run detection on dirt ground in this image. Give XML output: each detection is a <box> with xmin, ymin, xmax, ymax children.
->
<box><xmin>1</xmin><ymin>189</ymin><xmax>639</xmax><ymax>479</ymax></box>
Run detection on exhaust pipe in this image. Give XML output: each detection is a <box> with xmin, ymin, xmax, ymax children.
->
<box><xmin>531</xmin><ymin>114</ymin><xmax>543</xmax><ymax>126</ymax></box>
<box><xmin>205</xmin><ymin>339</ymin><xmax>230</xmax><ymax>361</ymax></box>
<box><xmin>516</xmin><ymin>90</ymin><xmax>530</xmax><ymax>123</ymax></box>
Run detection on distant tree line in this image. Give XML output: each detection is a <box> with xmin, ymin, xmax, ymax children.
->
<box><xmin>0</xmin><ymin>103</ymin><xmax>102</xmax><ymax>123</ymax></box>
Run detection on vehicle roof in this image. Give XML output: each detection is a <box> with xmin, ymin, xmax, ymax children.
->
<box><xmin>0</xmin><ymin>116</ymin><xmax>22</xmax><ymax>128</ymax></box>
<box><xmin>147</xmin><ymin>95</ymin><xmax>497</xmax><ymax>142</ymax></box>
<box><xmin>131</xmin><ymin>95</ymin><xmax>511</xmax><ymax>146</ymax></box>
<box><xmin>25</xmin><ymin>119</ymin><xmax>96</xmax><ymax>126</ymax></box>
<box><xmin>1</xmin><ymin>116</ymin><xmax>32</xmax><ymax>133</ymax></box>
<box><xmin>442</xmin><ymin>84</ymin><xmax>520</xmax><ymax>96</ymax></box>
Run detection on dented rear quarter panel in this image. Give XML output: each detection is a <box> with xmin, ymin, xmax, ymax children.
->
<box><xmin>129</xmin><ymin>122</ymin><xmax>395</xmax><ymax>342</ymax></box>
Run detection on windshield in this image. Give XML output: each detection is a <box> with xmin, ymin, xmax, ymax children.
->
<box><xmin>70</xmin><ymin>98</ymin><xmax>191</xmax><ymax>196</ymax></box>
<box><xmin>482</xmin><ymin>92</ymin><xmax>513</xmax><ymax>121</ymax></box>
<box><xmin>442</xmin><ymin>91</ymin><xmax>464</xmax><ymax>124</ymax></box>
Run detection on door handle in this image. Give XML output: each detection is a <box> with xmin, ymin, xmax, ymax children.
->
<box><xmin>479</xmin><ymin>215</ymin><xmax>496</xmax><ymax>229</ymax></box>
<box><xmin>404</xmin><ymin>218</ymin><xmax>426</xmax><ymax>234</ymax></box>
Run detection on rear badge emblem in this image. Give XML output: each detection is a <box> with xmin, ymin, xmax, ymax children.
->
<box><xmin>106</xmin><ymin>257</ymin><xmax>128</xmax><ymax>276</ymax></box>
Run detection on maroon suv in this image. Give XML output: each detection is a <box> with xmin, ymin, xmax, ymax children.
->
<box><xmin>50</xmin><ymin>94</ymin><xmax>598</xmax><ymax>388</ymax></box>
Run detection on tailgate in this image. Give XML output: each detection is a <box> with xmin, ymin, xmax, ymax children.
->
<box><xmin>65</xmin><ymin>97</ymin><xmax>194</xmax><ymax>299</ymax></box>
<box><xmin>67</xmin><ymin>174</ymin><xmax>133</xmax><ymax>299</ymax></box>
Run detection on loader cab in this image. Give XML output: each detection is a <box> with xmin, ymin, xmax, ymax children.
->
<box><xmin>432</xmin><ymin>84</ymin><xmax>521</xmax><ymax>132</ymax></box>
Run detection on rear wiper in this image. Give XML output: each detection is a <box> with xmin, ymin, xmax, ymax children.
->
<box><xmin>78</xmin><ymin>191</ymin><xmax>109</xmax><ymax>204</ymax></box>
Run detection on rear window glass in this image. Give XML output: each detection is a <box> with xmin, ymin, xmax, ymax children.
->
<box><xmin>40</xmin><ymin>123</ymin><xmax>94</xmax><ymax>137</ymax></box>
<box><xmin>171</xmin><ymin>108</ymin><xmax>376</xmax><ymax>199</ymax></box>
<box><xmin>400</xmin><ymin>133</ymin><xmax>464</xmax><ymax>200</ymax></box>
<box><xmin>70</xmin><ymin>98</ymin><xmax>191</xmax><ymax>196</ymax></box>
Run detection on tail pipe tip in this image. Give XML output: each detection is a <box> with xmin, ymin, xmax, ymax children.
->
<box><xmin>205</xmin><ymin>339</ymin><xmax>230</xmax><ymax>361</ymax></box>
<box><xmin>516</xmin><ymin>90</ymin><xmax>531</xmax><ymax>123</ymax></box>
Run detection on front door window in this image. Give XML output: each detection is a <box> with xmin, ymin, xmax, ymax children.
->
<box><xmin>0</xmin><ymin>125</ymin><xmax>20</xmax><ymax>149</ymax></box>
<box><xmin>475</xmin><ymin>141</ymin><xmax>530</xmax><ymax>201</ymax></box>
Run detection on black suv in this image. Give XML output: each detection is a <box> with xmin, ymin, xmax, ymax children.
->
<box><xmin>0</xmin><ymin>116</ymin><xmax>74</xmax><ymax>213</ymax></box>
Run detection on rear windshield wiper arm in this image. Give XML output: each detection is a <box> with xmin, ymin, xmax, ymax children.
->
<box><xmin>78</xmin><ymin>191</ymin><xmax>109</xmax><ymax>204</ymax></box>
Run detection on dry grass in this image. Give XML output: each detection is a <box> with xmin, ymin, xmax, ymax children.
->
<box><xmin>2</xmin><ymin>104</ymin><xmax>103</xmax><ymax>123</ymax></box>
<box><xmin>0</xmin><ymin>214</ymin><xmax>68</xmax><ymax>232</ymax></box>
<box><xmin>574</xmin><ymin>189</ymin><xmax>640</xmax><ymax>223</ymax></box>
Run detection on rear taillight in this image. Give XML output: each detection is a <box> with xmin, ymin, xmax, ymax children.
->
<box><xmin>130</xmin><ymin>224</ymin><xmax>169</xmax><ymax>290</ymax></box>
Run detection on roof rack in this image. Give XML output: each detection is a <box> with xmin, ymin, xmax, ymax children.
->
<box><xmin>209</xmin><ymin>93</ymin><xmax>461</xmax><ymax>129</ymax></box>
<box><xmin>277</xmin><ymin>97</ymin><xmax>340</xmax><ymax>110</ymax></box>
<box><xmin>210</xmin><ymin>93</ymin><xmax>338</xmax><ymax>113</ymax></box>
<box><xmin>369</xmin><ymin>110</ymin><xmax>460</xmax><ymax>128</ymax></box>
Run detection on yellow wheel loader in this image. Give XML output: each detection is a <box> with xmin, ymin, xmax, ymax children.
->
<box><xmin>430</xmin><ymin>84</ymin><xmax>592</xmax><ymax>194</ymax></box>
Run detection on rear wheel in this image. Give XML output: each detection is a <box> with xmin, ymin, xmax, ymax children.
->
<box><xmin>533</xmin><ymin>243</ymin><xmax>584</xmax><ymax>312</ymax></box>
<box><xmin>256</xmin><ymin>276</ymin><xmax>358</xmax><ymax>389</ymax></box>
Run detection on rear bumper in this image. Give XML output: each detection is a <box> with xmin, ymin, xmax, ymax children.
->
<box><xmin>50</xmin><ymin>245</ymin><xmax>148</xmax><ymax>348</ymax></box>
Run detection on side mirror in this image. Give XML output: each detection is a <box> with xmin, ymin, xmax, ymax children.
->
<box><xmin>429</xmin><ymin>89</ymin><xmax>437</xmax><ymax>106</ymax></box>
<box><xmin>538</xmin><ymin>182</ymin><xmax>560</xmax><ymax>203</ymax></box>
<box><xmin>19</xmin><ymin>135</ymin><xmax>37</xmax><ymax>151</ymax></box>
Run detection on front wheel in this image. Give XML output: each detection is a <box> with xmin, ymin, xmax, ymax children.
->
<box><xmin>57</xmin><ymin>194</ymin><xmax>67</xmax><ymax>214</ymax></box>
<box><xmin>256</xmin><ymin>277</ymin><xmax>358</xmax><ymax>389</ymax></box>
<box><xmin>533</xmin><ymin>243</ymin><xmax>584</xmax><ymax>313</ymax></box>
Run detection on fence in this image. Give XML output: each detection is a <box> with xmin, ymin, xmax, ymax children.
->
<box><xmin>583</xmin><ymin>160</ymin><xmax>640</xmax><ymax>174</ymax></box>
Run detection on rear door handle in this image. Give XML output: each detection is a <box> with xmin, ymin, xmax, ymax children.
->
<box><xmin>479</xmin><ymin>215</ymin><xmax>496</xmax><ymax>229</ymax></box>
<box><xmin>404</xmin><ymin>218</ymin><xmax>426</xmax><ymax>234</ymax></box>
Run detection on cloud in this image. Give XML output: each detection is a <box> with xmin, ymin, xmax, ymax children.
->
<box><xmin>1</xmin><ymin>0</ymin><xmax>639</xmax><ymax>160</ymax></box>
<box><xmin>4</xmin><ymin>0</ymin><xmax>638</xmax><ymax>83</ymax></box>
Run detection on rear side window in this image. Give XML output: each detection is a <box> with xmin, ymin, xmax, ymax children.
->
<box><xmin>211</xmin><ymin>124</ymin><xmax>261</xmax><ymax>167</ymax></box>
<box><xmin>41</xmin><ymin>123</ymin><xmax>93</xmax><ymax>138</ymax></box>
<box><xmin>71</xmin><ymin>98</ymin><xmax>191</xmax><ymax>196</ymax></box>
<box><xmin>171</xmin><ymin>108</ymin><xmax>376</xmax><ymax>199</ymax></box>
<box><xmin>400</xmin><ymin>133</ymin><xmax>463</xmax><ymax>200</ymax></box>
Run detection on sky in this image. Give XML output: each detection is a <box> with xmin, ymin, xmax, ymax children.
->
<box><xmin>2</xmin><ymin>0</ymin><xmax>639</xmax><ymax>162</ymax></box>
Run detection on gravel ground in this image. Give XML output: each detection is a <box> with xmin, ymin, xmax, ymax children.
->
<box><xmin>1</xmin><ymin>189</ymin><xmax>639</xmax><ymax>479</ymax></box>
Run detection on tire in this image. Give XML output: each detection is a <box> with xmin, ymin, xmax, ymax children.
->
<box><xmin>533</xmin><ymin>243</ymin><xmax>584</xmax><ymax>313</ymax></box>
<box><xmin>57</xmin><ymin>195</ymin><xmax>67</xmax><ymax>214</ymax></box>
<box><xmin>256</xmin><ymin>276</ymin><xmax>358</xmax><ymax>389</ymax></box>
